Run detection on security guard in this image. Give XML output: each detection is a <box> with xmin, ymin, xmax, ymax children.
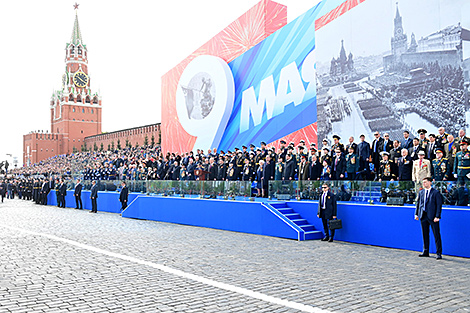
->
<box><xmin>454</xmin><ymin>138</ymin><xmax>470</xmax><ymax>184</ymax></box>
<box><xmin>432</xmin><ymin>148</ymin><xmax>450</xmax><ymax>181</ymax></box>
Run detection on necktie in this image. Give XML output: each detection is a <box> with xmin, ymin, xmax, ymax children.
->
<box><xmin>429</xmin><ymin>144</ymin><xmax>433</xmax><ymax>158</ymax></box>
<box><xmin>322</xmin><ymin>192</ymin><xmax>327</xmax><ymax>209</ymax></box>
<box><xmin>424</xmin><ymin>189</ymin><xmax>429</xmax><ymax>211</ymax></box>
<box><xmin>384</xmin><ymin>141</ymin><xmax>387</xmax><ymax>152</ymax></box>
<box><xmin>419</xmin><ymin>159</ymin><xmax>422</xmax><ymax>167</ymax></box>
<box><xmin>374</xmin><ymin>141</ymin><xmax>376</xmax><ymax>153</ymax></box>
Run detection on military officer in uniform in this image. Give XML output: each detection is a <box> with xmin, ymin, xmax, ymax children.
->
<box><xmin>378</xmin><ymin>151</ymin><xmax>396</xmax><ymax>181</ymax></box>
<box><xmin>432</xmin><ymin>148</ymin><xmax>450</xmax><ymax>181</ymax></box>
<box><xmin>454</xmin><ymin>138</ymin><xmax>470</xmax><ymax>184</ymax></box>
<box><xmin>413</xmin><ymin>151</ymin><xmax>431</xmax><ymax>190</ymax></box>
<box><xmin>417</xmin><ymin>129</ymin><xmax>429</xmax><ymax>150</ymax></box>
<box><xmin>330</xmin><ymin>135</ymin><xmax>345</xmax><ymax>158</ymax></box>
<box><xmin>437</xmin><ymin>127</ymin><xmax>449</xmax><ymax>149</ymax></box>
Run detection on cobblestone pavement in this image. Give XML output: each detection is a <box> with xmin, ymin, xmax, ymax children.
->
<box><xmin>0</xmin><ymin>199</ymin><xmax>469</xmax><ymax>313</ymax></box>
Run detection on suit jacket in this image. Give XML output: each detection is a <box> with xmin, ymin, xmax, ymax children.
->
<box><xmin>317</xmin><ymin>191</ymin><xmax>337</xmax><ymax>219</ymax></box>
<box><xmin>309</xmin><ymin>161</ymin><xmax>322</xmax><ymax>180</ymax></box>
<box><xmin>208</xmin><ymin>163</ymin><xmax>218</xmax><ymax>180</ymax></box>
<box><xmin>425</xmin><ymin>141</ymin><xmax>438</xmax><ymax>160</ymax></box>
<box><xmin>371</xmin><ymin>138</ymin><xmax>384</xmax><ymax>157</ymax></box>
<box><xmin>59</xmin><ymin>183</ymin><xmax>67</xmax><ymax>196</ymax></box>
<box><xmin>382</xmin><ymin>140</ymin><xmax>393</xmax><ymax>153</ymax></box>
<box><xmin>357</xmin><ymin>141</ymin><xmax>371</xmax><ymax>161</ymax></box>
<box><xmin>120</xmin><ymin>186</ymin><xmax>129</xmax><ymax>202</ymax></box>
<box><xmin>412</xmin><ymin>159</ymin><xmax>431</xmax><ymax>182</ymax></box>
<box><xmin>90</xmin><ymin>184</ymin><xmax>99</xmax><ymax>199</ymax></box>
<box><xmin>298</xmin><ymin>161</ymin><xmax>310</xmax><ymax>181</ymax></box>
<box><xmin>345</xmin><ymin>142</ymin><xmax>358</xmax><ymax>155</ymax></box>
<box><xmin>401</xmin><ymin>137</ymin><xmax>413</xmax><ymax>150</ymax></box>
<box><xmin>414</xmin><ymin>188</ymin><xmax>442</xmax><ymax>220</ymax></box>
<box><xmin>263</xmin><ymin>161</ymin><xmax>275</xmax><ymax>181</ymax></box>
<box><xmin>283</xmin><ymin>159</ymin><xmax>295</xmax><ymax>180</ymax></box>
<box><xmin>74</xmin><ymin>183</ymin><xmax>82</xmax><ymax>196</ymax></box>
<box><xmin>331</xmin><ymin>155</ymin><xmax>346</xmax><ymax>180</ymax></box>
<box><xmin>398</xmin><ymin>155</ymin><xmax>413</xmax><ymax>181</ymax></box>
<box><xmin>408</xmin><ymin>145</ymin><xmax>423</xmax><ymax>161</ymax></box>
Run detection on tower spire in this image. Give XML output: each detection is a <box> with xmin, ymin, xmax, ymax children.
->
<box><xmin>70</xmin><ymin>6</ymin><xmax>83</xmax><ymax>45</ymax></box>
<box><xmin>395</xmin><ymin>2</ymin><xmax>400</xmax><ymax>19</ymax></box>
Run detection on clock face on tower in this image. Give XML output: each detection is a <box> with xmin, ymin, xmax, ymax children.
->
<box><xmin>73</xmin><ymin>71</ymin><xmax>89</xmax><ymax>88</ymax></box>
<box><xmin>396</xmin><ymin>28</ymin><xmax>403</xmax><ymax>36</ymax></box>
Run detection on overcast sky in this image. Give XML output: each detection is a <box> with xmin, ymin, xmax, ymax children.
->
<box><xmin>0</xmin><ymin>0</ymin><xmax>320</xmax><ymax>165</ymax></box>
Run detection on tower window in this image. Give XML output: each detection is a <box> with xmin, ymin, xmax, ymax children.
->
<box><xmin>85</xmin><ymin>96</ymin><xmax>90</xmax><ymax>103</ymax></box>
<box><xmin>82</xmin><ymin>109</ymin><xmax>85</xmax><ymax>113</ymax></box>
<box><xmin>78</xmin><ymin>46</ymin><xmax>82</xmax><ymax>55</ymax></box>
<box><xmin>72</xmin><ymin>108</ymin><xmax>75</xmax><ymax>112</ymax></box>
<box><xmin>81</xmin><ymin>130</ymin><xmax>83</xmax><ymax>133</ymax></box>
<box><xmin>91</xmin><ymin>109</ymin><xmax>94</xmax><ymax>114</ymax></box>
<box><xmin>70</xmin><ymin>45</ymin><xmax>74</xmax><ymax>55</ymax></box>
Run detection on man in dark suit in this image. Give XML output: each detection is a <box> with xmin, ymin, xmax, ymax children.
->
<box><xmin>402</xmin><ymin>130</ymin><xmax>413</xmax><ymax>150</ymax></box>
<box><xmin>58</xmin><ymin>179</ymin><xmax>67</xmax><ymax>208</ymax></box>
<box><xmin>331</xmin><ymin>149</ymin><xmax>346</xmax><ymax>180</ymax></box>
<box><xmin>345</xmin><ymin>136</ymin><xmax>358</xmax><ymax>155</ymax></box>
<box><xmin>308</xmin><ymin>154</ymin><xmax>322</xmax><ymax>180</ymax></box>
<box><xmin>414</xmin><ymin>177</ymin><xmax>443</xmax><ymax>259</ymax></box>
<box><xmin>74</xmin><ymin>179</ymin><xmax>83</xmax><ymax>209</ymax></box>
<box><xmin>425</xmin><ymin>134</ymin><xmax>438</xmax><ymax>161</ymax></box>
<box><xmin>41</xmin><ymin>179</ymin><xmax>50</xmax><ymax>205</ymax></box>
<box><xmin>382</xmin><ymin>133</ymin><xmax>393</xmax><ymax>153</ymax></box>
<box><xmin>371</xmin><ymin>132</ymin><xmax>384</xmax><ymax>177</ymax></box>
<box><xmin>397</xmin><ymin>149</ymin><xmax>413</xmax><ymax>181</ymax></box>
<box><xmin>357</xmin><ymin>134</ymin><xmax>371</xmax><ymax>180</ymax></box>
<box><xmin>208</xmin><ymin>158</ymin><xmax>218</xmax><ymax>181</ymax></box>
<box><xmin>282</xmin><ymin>154</ymin><xmax>295</xmax><ymax>181</ymax></box>
<box><xmin>317</xmin><ymin>183</ymin><xmax>337</xmax><ymax>242</ymax></box>
<box><xmin>119</xmin><ymin>181</ymin><xmax>129</xmax><ymax>211</ymax></box>
<box><xmin>90</xmin><ymin>180</ymin><xmax>98</xmax><ymax>213</ymax></box>
<box><xmin>408</xmin><ymin>138</ymin><xmax>422</xmax><ymax>161</ymax></box>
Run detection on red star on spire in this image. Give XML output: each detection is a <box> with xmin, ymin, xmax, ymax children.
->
<box><xmin>73</xmin><ymin>3</ymin><xmax>79</xmax><ymax>10</ymax></box>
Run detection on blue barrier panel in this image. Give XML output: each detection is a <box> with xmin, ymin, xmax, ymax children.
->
<box><xmin>122</xmin><ymin>196</ymin><xmax>300</xmax><ymax>240</ymax></box>
<box><xmin>49</xmin><ymin>190</ymin><xmax>140</xmax><ymax>214</ymax></box>
<box><xmin>286</xmin><ymin>201</ymin><xmax>470</xmax><ymax>258</ymax></box>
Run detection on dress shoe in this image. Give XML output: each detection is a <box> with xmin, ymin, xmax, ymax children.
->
<box><xmin>88</xmin><ymin>211</ymin><xmax>95</xmax><ymax>213</ymax></box>
<box><xmin>321</xmin><ymin>237</ymin><xmax>329</xmax><ymax>241</ymax></box>
<box><xmin>436</xmin><ymin>254</ymin><xmax>442</xmax><ymax>260</ymax></box>
<box><xmin>328</xmin><ymin>238</ymin><xmax>334</xmax><ymax>242</ymax></box>
<box><xmin>418</xmin><ymin>253</ymin><xmax>430</xmax><ymax>257</ymax></box>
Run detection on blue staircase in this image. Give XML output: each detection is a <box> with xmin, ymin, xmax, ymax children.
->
<box><xmin>267</xmin><ymin>202</ymin><xmax>323</xmax><ymax>240</ymax></box>
<box><xmin>351</xmin><ymin>182</ymin><xmax>382</xmax><ymax>202</ymax></box>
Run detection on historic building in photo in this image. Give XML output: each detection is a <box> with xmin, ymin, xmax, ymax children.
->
<box><xmin>23</xmin><ymin>9</ymin><xmax>102</xmax><ymax>166</ymax></box>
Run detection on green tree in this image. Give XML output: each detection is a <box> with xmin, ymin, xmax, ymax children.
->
<box><xmin>111</xmin><ymin>141</ymin><xmax>115</xmax><ymax>151</ymax></box>
<box><xmin>117</xmin><ymin>139</ymin><xmax>121</xmax><ymax>150</ymax></box>
<box><xmin>72</xmin><ymin>146</ymin><xmax>78</xmax><ymax>153</ymax></box>
<box><xmin>158</xmin><ymin>131</ymin><xmax>161</xmax><ymax>144</ymax></box>
<box><xmin>93</xmin><ymin>143</ymin><xmax>98</xmax><ymax>151</ymax></box>
<box><xmin>107</xmin><ymin>144</ymin><xmax>111</xmax><ymax>151</ymax></box>
<box><xmin>125</xmin><ymin>139</ymin><xmax>130</xmax><ymax>148</ymax></box>
<box><xmin>144</xmin><ymin>135</ymin><xmax>149</xmax><ymax>146</ymax></box>
<box><xmin>151</xmin><ymin>135</ymin><xmax>155</xmax><ymax>147</ymax></box>
<box><xmin>100</xmin><ymin>143</ymin><xmax>104</xmax><ymax>151</ymax></box>
<box><xmin>135</xmin><ymin>142</ymin><xmax>139</xmax><ymax>148</ymax></box>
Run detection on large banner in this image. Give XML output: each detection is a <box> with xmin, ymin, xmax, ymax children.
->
<box><xmin>162</xmin><ymin>0</ymin><xmax>470</xmax><ymax>153</ymax></box>
<box><xmin>314</xmin><ymin>0</ymin><xmax>470</xmax><ymax>144</ymax></box>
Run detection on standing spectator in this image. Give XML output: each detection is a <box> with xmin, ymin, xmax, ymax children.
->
<box><xmin>454</xmin><ymin>138</ymin><xmax>470</xmax><ymax>184</ymax></box>
<box><xmin>432</xmin><ymin>149</ymin><xmax>450</xmax><ymax>181</ymax></box>
<box><xmin>357</xmin><ymin>134</ymin><xmax>371</xmax><ymax>180</ymax></box>
<box><xmin>402</xmin><ymin>130</ymin><xmax>413</xmax><ymax>150</ymax></box>
<box><xmin>317</xmin><ymin>183</ymin><xmax>337</xmax><ymax>242</ymax></box>
<box><xmin>256</xmin><ymin>160</ymin><xmax>265</xmax><ymax>197</ymax></box>
<box><xmin>119</xmin><ymin>181</ymin><xmax>129</xmax><ymax>211</ymax></box>
<box><xmin>397</xmin><ymin>149</ymin><xmax>413</xmax><ymax>181</ymax></box>
<box><xmin>320</xmin><ymin>160</ymin><xmax>331</xmax><ymax>180</ymax></box>
<box><xmin>444</xmin><ymin>134</ymin><xmax>458</xmax><ymax>177</ymax></box>
<box><xmin>90</xmin><ymin>180</ymin><xmax>98</xmax><ymax>213</ymax></box>
<box><xmin>282</xmin><ymin>154</ymin><xmax>295</xmax><ymax>181</ymax></box>
<box><xmin>382</xmin><ymin>133</ymin><xmax>393</xmax><ymax>153</ymax></box>
<box><xmin>371</xmin><ymin>132</ymin><xmax>384</xmax><ymax>177</ymax></box>
<box><xmin>298</xmin><ymin>155</ymin><xmax>310</xmax><ymax>181</ymax></box>
<box><xmin>0</xmin><ymin>180</ymin><xmax>6</xmax><ymax>203</ymax></box>
<box><xmin>331</xmin><ymin>149</ymin><xmax>346</xmax><ymax>180</ymax></box>
<box><xmin>389</xmin><ymin>140</ymin><xmax>402</xmax><ymax>164</ymax></box>
<box><xmin>74</xmin><ymin>179</ymin><xmax>83</xmax><ymax>209</ymax></box>
<box><xmin>345</xmin><ymin>146</ymin><xmax>359</xmax><ymax>180</ymax></box>
<box><xmin>262</xmin><ymin>156</ymin><xmax>275</xmax><ymax>197</ymax></box>
<box><xmin>425</xmin><ymin>134</ymin><xmax>438</xmax><ymax>161</ymax></box>
<box><xmin>274</xmin><ymin>157</ymin><xmax>284</xmax><ymax>181</ymax></box>
<box><xmin>408</xmin><ymin>138</ymin><xmax>422</xmax><ymax>161</ymax></box>
<box><xmin>309</xmin><ymin>154</ymin><xmax>322</xmax><ymax>181</ymax></box>
<box><xmin>378</xmin><ymin>152</ymin><xmax>395</xmax><ymax>181</ymax></box>
<box><xmin>412</xmin><ymin>151</ymin><xmax>431</xmax><ymax>189</ymax></box>
<box><xmin>345</xmin><ymin>136</ymin><xmax>357</xmax><ymax>155</ymax></box>
<box><xmin>436</xmin><ymin>127</ymin><xmax>449</xmax><ymax>149</ymax></box>
<box><xmin>414</xmin><ymin>177</ymin><xmax>443</xmax><ymax>259</ymax></box>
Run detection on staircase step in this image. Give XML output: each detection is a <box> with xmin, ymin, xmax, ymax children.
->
<box><xmin>304</xmin><ymin>230</ymin><xmax>324</xmax><ymax>240</ymax></box>
<box><xmin>278</xmin><ymin>208</ymin><xmax>294</xmax><ymax>214</ymax></box>
<box><xmin>270</xmin><ymin>202</ymin><xmax>288</xmax><ymax>209</ymax></box>
<box><xmin>284</xmin><ymin>213</ymin><xmax>302</xmax><ymax>220</ymax></box>
<box><xmin>291</xmin><ymin>219</ymin><xmax>308</xmax><ymax>226</ymax></box>
<box><xmin>300</xmin><ymin>224</ymin><xmax>315</xmax><ymax>232</ymax></box>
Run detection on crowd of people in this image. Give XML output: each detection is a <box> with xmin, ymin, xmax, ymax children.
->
<box><xmin>2</xmin><ymin>125</ymin><xmax>470</xmax><ymax>201</ymax></box>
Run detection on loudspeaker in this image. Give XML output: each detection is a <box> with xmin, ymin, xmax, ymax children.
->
<box><xmin>386</xmin><ymin>197</ymin><xmax>404</xmax><ymax>206</ymax></box>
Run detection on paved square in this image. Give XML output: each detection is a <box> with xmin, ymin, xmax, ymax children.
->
<box><xmin>0</xmin><ymin>199</ymin><xmax>469</xmax><ymax>312</ymax></box>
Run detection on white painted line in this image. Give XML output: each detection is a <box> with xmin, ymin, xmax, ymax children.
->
<box><xmin>0</xmin><ymin>224</ymin><xmax>332</xmax><ymax>313</ymax></box>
